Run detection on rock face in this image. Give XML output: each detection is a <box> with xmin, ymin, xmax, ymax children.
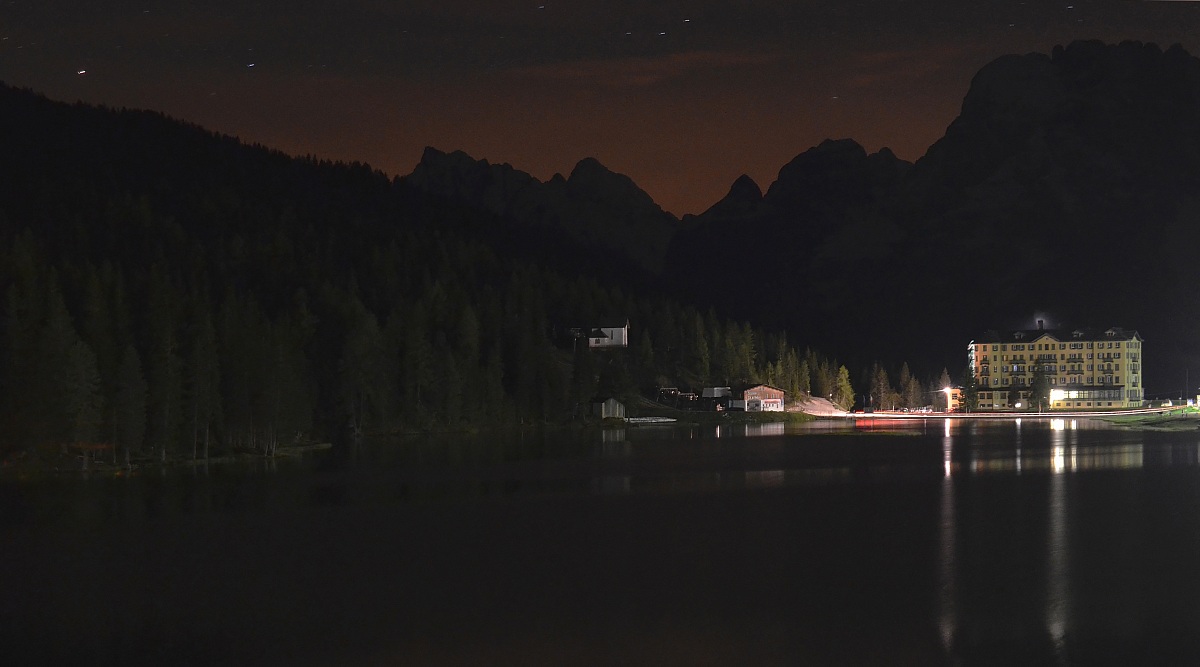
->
<box><xmin>406</xmin><ymin>148</ymin><xmax>544</xmax><ymax>218</ymax></box>
<box><xmin>406</xmin><ymin>40</ymin><xmax>1200</xmax><ymax>384</ymax></box>
<box><xmin>912</xmin><ymin>40</ymin><xmax>1200</xmax><ymax>207</ymax></box>
<box><xmin>762</xmin><ymin>139</ymin><xmax>909</xmax><ymax>225</ymax></box>
<box><xmin>696</xmin><ymin>174</ymin><xmax>763</xmax><ymax>223</ymax></box>
<box><xmin>667</xmin><ymin>139</ymin><xmax>912</xmax><ymax>347</ymax></box>
<box><xmin>899</xmin><ymin>41</ymin><xmax>1200</xmax><ymax>361</ymax></box>
<box><xmin>407</xmin><ymin>148</ymin><xmax>676</xmax><ymax>275</ymax></box>
<box><xmin>667</xmin><ymin>41</ymin><xmax>1200</xmax><ymax>380</ymax></box>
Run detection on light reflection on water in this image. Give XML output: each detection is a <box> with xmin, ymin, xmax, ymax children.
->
<box><xmin>938</xmin><ymin>432</ymin><xmax>956</xmax><ymax>653</ymax></box>
<box><xmin>926</xmin><ymin>418</ymin><xmax>1200</xmax><ymax>662</ymax></box>
<box><xmin>13</xmin><ymin>419</ymin><xmax>1200</xmax><ymax>520</ymax></box>
<box><xmin>1047</xmin><ymin>450</ymin><xmax>1069</xmax><ymax>656</ymax></box>
<box><xmin>713</xmin><ymin>422</ymin><xmax>787</xmax><ymax>438</ymax></box>
<box><xmin>11</xmin><ymin>418</ymin><xmax>1200</xmax><ymax>664</ymax></box>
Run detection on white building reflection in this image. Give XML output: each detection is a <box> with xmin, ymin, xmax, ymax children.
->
<box><xmin>715</xmin><ymin>422</ymin><xmax>787</xmax><ymax>439</ymax></box>
<box><xmin>1047</xmin><ymin>417</ymin><xmax>1070</xmax><ymax>653</ymax></box>
<box><xmin>938</xmin><ymin>431</ymin><xmax>956</xmax><ymax>653</ymax></box>
<box><xmin>956</xmin><ymin>420</ymin><xmax>1144</xmax><ymax>476</ymax></box>
<box><xmin>592</xmin><ymin>436</ymin><xmax>631</xmax><ymax>495</ymax></box>
<box><xmin>745</xmin><ymin>469</ymin><xmax>785</xmax><ymax>488</ymax></box>
<box><xmin>938</xmin><ymin>418</ymin><xmax>1159</xmax><ymax>661</ymax></box>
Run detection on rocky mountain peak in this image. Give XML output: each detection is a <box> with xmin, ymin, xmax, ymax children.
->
<box><xmin>566</xmin><ymin>157</ymin><xmax>662</xmax><ymax>214</ymax></box>
<box><xmin>914</xmin><ymin>40</ymin><xmax>1200</xmax><ymax>194</ymax></box>
<box><xmin>763</xmin><ymin>138</ymin><xmax>909</xmax><ymax>213</ymax></box>
<box><xmin>687</xmin><ymin>174</ymin><xmax>763</xmax><ymax>223</ymax></box>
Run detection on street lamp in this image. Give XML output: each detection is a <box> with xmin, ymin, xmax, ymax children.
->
<box><xmin>942</xmin><ymin>387</ymin><xmax>952</xmax><ymax>413</ymax></box>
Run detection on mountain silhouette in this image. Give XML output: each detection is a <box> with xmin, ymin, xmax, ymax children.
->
<box><xmin>895</xmin><ymin>40</ymin><xmax>1200</xmax><ymax>388</ymax></box>
<box><xmin>662</xmin><ymin>40</ymin><xmax>1200</xmax><ymax>389</ymax></box>
<box><xmin>3</xmin><ymin>39</ymin><xmax>1199</xmax><ymax>396</ymax></box>
<box><xmin>407</xmin><ymin>147</ymin><xmax>675</xmax><ymax>275</ymax></box>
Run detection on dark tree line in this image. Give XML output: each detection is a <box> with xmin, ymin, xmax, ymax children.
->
<box><xmin>863</xmin><ymin>362</ymin><xmax>944</xmax><ymax>411</ymax></box>
<box><xmin>0</xmin><ymin>85</ymin><xmax>855</xmax><ymax>462</ymax></box>
<box><xmin>0</xmin><ymin>225</ymin><xmax>853</xmax><ymax>461</ymax></box>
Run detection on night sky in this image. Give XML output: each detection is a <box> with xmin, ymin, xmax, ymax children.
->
<box><xmin>3</xmin><ymin>1</ymin><xmax>1199</xmax><ymax>215</ymax></box>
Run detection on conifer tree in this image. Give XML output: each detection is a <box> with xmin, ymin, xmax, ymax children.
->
<box><xmin>455</xmin><ymin>303</ymin><xmax>481</xmax><ymax>415</ymax></box>
<box><xmin>482</xmin><ymin>341</ymin><xmax>507</xmax><ymax>421</ymax></box>
<box><xmin>184</xmin><ymin>306</ymin><xmax>222</xmax><ymax>459</ymax></box>
<box><xmin>34</xmin><ymin>274</ymin><xmax>102</xmax><ymax>447</ymax></box>
<box><xmin>113</xmin><ymin>344</ymin><xmax>147</xmax><ymax>466</ymax></box>
<box><xmin>62</xmin><ymin>339</ymin><xmax>103</xmax><ymax>446</ymax></box>
<box><xmin>440</xmin><ymin>346</ymin><xmax>464</xmax><ymax>425</ymax></box>
<box><xmin>79</xmin><ymin>265</ymin><xmax>119</xmax><ymax>442</ymax></box>
<box><xmin>145</xmin><ymin>285</ymin><xmax>183</xmax><ymax>460</ymax></box>
<box><xmin>401</xmin><ymin>306</ymin><xmax>434</xmax><ymax>420</ymax></box>
<box><xmin>796</xmin><ymin>358</ymin><xmax>811</xmax><ymax>395</ymax></box>
<box><xmin>571</xmin><ymin>341</ymin><xmax>597</xmax><ymax>414</ymax></box>
<box><xmin>337</xmin><ymin>303</ymin><xmax>388</xmax><ymax>436</ymax></box>
<box><xmin>834</xmin><ymin>365</ymin><xmax>855</xmax><ymax>410</ymax></box>
<box><xmin>688</xmin><ymin>313</ymin><xmax>711</xmax><ymax>383</ymax></box>
<box><xmin>870</xmin><ymin>364</ymin><xmax>893</xmax><ymax>410</ymax></box>
<box><xmin>899</xmin><ymin>363</ymin><xmax>923</xmax><ymax>409</ymax></box>
<box><xmin>633</xmin><ymin>328</ymin><xmax>655</xmax><ymax>386</ymax></box>
<box><xmin>962</xmin><ymin>366</ymin><xmax>981</xmax><ymax>413</ymax></box>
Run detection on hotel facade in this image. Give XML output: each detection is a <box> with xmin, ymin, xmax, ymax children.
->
<box><xmin>969</xmin><ymin>327</ymin><xmax>1144</xmax><ymax>410</ymax></box>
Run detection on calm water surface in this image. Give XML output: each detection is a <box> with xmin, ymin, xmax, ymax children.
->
<box><xmin>5</xmin><ymin>418</ymin><xmax>1200</xmax><ymax>665</ymax></box>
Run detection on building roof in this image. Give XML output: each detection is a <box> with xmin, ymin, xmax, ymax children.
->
<box><xmin>736</xmin><ymin>383</ymin><xmax>786</xmax><ymax>393</ymax></box>
<box><xmin>972</xmin><ymin>327</ymin><xmax>1142</xmax><ymax>344</ymax></box>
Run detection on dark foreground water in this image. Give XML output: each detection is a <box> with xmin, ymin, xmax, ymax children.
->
<box><xmin>5</xmin><ymin>418</ymin><xmax>1200</xmax><ymax>665</ymax></box>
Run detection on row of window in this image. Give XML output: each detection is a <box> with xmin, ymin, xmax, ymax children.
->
<box><xmin>1051</xmin><ymin>389</ymin><xmax>1130</xmax><ymax>400</ymax></box>
<box><xmin>983</xmin><ymin>376</ymin><xmax>1131</xmax><ymax>387</ymax></box>
<box><xmin>976</xmin><ymin>389</ymin><xmax>1142</xmax><ymax>403</ymax></box>
<box><xmin>977</xmin><ymin>340</ymin><xmax>1139</xmax><ymax>352</ymax></box>
<box><xmin>979</xmin><ymin>352</ymin><xmax>1123</xmax><ymax>362</ymax></box>
<box><xmin>979</xmin><ymin>364</ymin><xmax>1130</xmax><ymax>374</ymax></box>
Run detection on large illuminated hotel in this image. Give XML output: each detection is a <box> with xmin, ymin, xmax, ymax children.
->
<box><xmin>969</xmin><ymin>326</ymin><xmax>1144</xmax><ymax>410</ymax></box>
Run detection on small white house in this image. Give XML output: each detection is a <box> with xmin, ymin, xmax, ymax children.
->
<box><xmin>587</xmin><ymin>321</ymin><xmax>629</xmax><ymax>348</ymax></box>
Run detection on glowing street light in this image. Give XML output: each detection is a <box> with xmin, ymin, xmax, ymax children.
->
<box><xmin>942</xmin><ymin>387</ymin><xmax>952</xmax><ymax>412</ymax></box>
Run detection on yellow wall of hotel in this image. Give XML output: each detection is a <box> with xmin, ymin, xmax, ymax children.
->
<box><xmin>970</xmin><ymin>337</ymin><xmax>1143</xmax><ymax>409</ymax></box>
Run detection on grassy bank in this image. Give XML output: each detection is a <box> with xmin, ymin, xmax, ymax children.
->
<box><xmin>1098</xmin><ymin>408</ymin><xmax>1200</xmax><ymax>431</ymax></box>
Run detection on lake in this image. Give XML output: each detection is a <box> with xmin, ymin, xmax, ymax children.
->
<box><xmin>5</xmin><ymin>417</ymin><xmax>1200</xmax><ymax>665</ymax></box>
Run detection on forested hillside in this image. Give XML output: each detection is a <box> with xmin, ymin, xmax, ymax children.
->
<box><xmin>0</xmin><ymin>84</ymin><xmax>855</xmax><ymax>464</ymax></box>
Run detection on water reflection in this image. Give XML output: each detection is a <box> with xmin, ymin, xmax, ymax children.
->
<box><xmin>1047</xmin><ymin>421</ymin><xmax>1070</xmax><ymax>655</ymax></box>
<box><xmin>744</xmin><ymin>469</ymin><xmax>785</xmax><ymax>488</ymax></box>
<box><xmin>938</xmin><ymin>431</ymin><xmax>957</xmax><ymax>653</ymax></box>
<box><xmin>601</xmin><ymin>428</ymin><xmax>627</xmax><ymax>443</ymax></box>
<box><xmin>712</xmin><ymin>422</ymin><xmax>787</xmax><ymax>438</ymax></box>
<box><xmin>17</xmin><ymin>420</ymin><xmax>1200</xmax><ymax>526</ymax></box>
<box><xmin>15</xmin><ymin>419</ymin><xmax>1200</xmax><ymax>665</ymax></box>
<box><xmin>593</xmin><ymin>436</ymin><xmax>632</xmax><ymax>495</ymax></box>
<box><xmin>961</xmin><ymin>442</ymin><xmax>1146</xmax><ymax>476</ymax></box>
<box><xmin>594</xmin><ymin>439</ymin><xmax>631</xmax><ymax>458</ymax></box>
<box><xmin>591</xmin><ymin>475</ymin><xmax>631</xmax><ymax>495</ymax></box>
<box><xmin>948</xmin><ymin>418</ymin><xmax>1146</xmax><ymax>477</ymax></box>
<box><xmin>920</xmin><ymin>419</ymin><xmax>1200</xmax><ymax>662</ymax></box>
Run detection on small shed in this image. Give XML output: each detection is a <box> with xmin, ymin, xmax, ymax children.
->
<box><xmin>592</xmin><ymin>397</ymin><xmax>626</xmax><ymax>419</ymax></box>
